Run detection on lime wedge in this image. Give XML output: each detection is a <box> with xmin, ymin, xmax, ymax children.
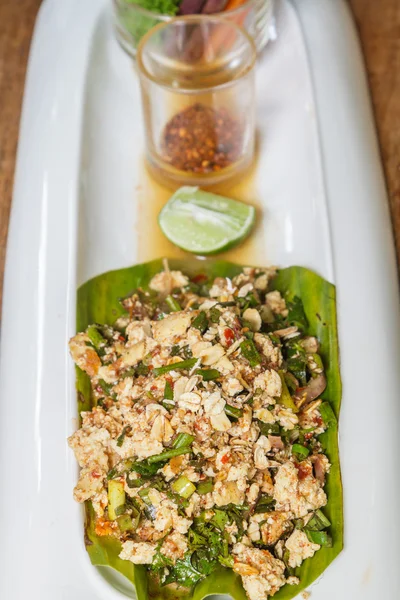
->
<box><xmin>158</xmin><ymin>186</ymin><xmax>256</xmax><ymax>255</ymax></box>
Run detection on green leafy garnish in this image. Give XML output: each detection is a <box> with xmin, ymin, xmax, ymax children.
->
<box><xmin>192</xmin><ymin>311</ymin><xmax>208</xmax><ymax>334</ymax></box>
<box><xmin>240</xmin><ymin>339</ymin><xmax>261</xmax><ymax>367</ymax></box>
<box><xmin>196</xmin><ymin>368</ymin><xmax>221</xmax><ymax>381</ymax></box>
<box><xmin>76</xmin><ymin>260</ymin><xmax>343</xmax><ymax>600</ymax></box>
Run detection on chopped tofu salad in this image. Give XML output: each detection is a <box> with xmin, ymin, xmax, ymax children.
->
<box><xmin>69</xmin><ymin>264</ymin><xmax>339</xmax><ymax>600</ymax></box>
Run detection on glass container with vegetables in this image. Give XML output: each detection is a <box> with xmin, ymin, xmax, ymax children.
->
<box><xmin>136</xmin><ymin>15</ymin><xmax>256</xmax><ymax>187</ymax></box>
<box><xmin>112</xmin><ymin>0</ymin><xmax>274</xmax><ymax>57</ymax></box>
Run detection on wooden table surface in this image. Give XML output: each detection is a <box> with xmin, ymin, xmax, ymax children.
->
<box><xmin>0</xmin><ymin>1</ymin><xmax>399</xmax><ymax>308</ymax></box>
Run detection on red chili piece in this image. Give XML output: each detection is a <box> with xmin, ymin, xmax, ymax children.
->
<box><xmin>162</xmin><ymin>103</ymin><xmax>243</xmax><ymax>174</ymax></box>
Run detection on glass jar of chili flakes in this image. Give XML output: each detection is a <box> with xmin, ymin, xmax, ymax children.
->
<box><xmin>136</xmin><ymin>15</ymin><xmax>256</xmax><ymax>187</ymax></box>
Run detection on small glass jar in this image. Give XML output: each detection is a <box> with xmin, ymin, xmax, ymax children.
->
<box><xmin>136</xmin><ymin>15</ymin><xmax>256</xmax><ymax>188</ymax></box>
<box><xmin>112</xmin><ymin>0</ymin><xmax>274</xmax><ymax>58</ymax></box>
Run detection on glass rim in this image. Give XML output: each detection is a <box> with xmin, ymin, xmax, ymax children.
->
<box><xmin>113</xmin><ymin>0</ymin><xmax>258</xmax><ymax>20</ymax></box>
<box><xmin>136</xmin><ymin>14</ymin><xmax>257</xmax><ymax>93</ymax></box>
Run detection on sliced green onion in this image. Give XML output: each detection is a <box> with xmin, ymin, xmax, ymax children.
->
<box><xmin>147</xmin><ymin>446</ymin><xmax>192</xmax><ymax>464</ymax></box>
<box><xmin>291</xmin><ymin>443</ymin><xmax>310</xmax><ymax>459</ymax></box>
<box><xmin>136</xmin><ymin>361</ymin><xmax>150</xmax><ymax>377</ymax></box>
<box><xmin>306</xmin><ymin>510</ymin><xmax>331</xmax><ymax>531</ymax></box>
<box><xmin>319</xmin><ymin>401</ymin><xmax>337</xmax><ymax>426</ymax></box>
<box><xmin>209</xmin><ymin>307</ymin><xmax>222</xmax><ymax>323</ymax></box>
<box><xmin>224</xmin><ymin>405</ymin><xmax>243</xmax><ymax>419</ymax></box>
<box><xmin>240</xmin><ymin>339</ymin><xmax>261</xmax><ymax>367</ymax></box>
<box><xmin>315</xmin><ymin>509</ymin><xmax>331</xmax><ymax>528</ymax></box>
<box><xmin>162</xmin><ymin>399</ymin><xmax>175</xmax><ymax>411</ymax></box>
<box><xmin>153</xmin><ymin>358</ymin><xmax>197</xmax><ymax>377</ymax></box>
<box><xmin>306</xmin><ymin>530</ymin><xmax>332</xmax><ymax>547</ymax></box>
<box><xmin>196</xmin><ymin>479</ymin><xmax>214</xmax><ymax>495</ymax></box>
<box><xmin>98</xmin><ymin>379</ymin><xmax>117</xmax><ymax>400</ymax></box>
<box><xmin>196</xmin><ymin>368</ymin><xmax>221</xmax><ymax>381</ymax></box>
<box><xmin>108</xmin><ymin>480</ymin><xmax>126</xmax><ymax>520</ymax></box>
<box><xmin>254</xmin><ymin>494</ymin><xmax>275</xmax><ymax>513</ymax></box>
<box><xmin>192</xmin><ymin>311</ymin><xmax>208</xmax><ymax>334</ymax></box>
<box><xmin>171</xmin><ymin>475</ymin><xmax>196</xmax><ymax>499</ymax></box>
<box><xmin>114</xmin><ymin>503</ymin><xmax>127</xmax><ymax>517</ymax></box>
<box><xmin>87</xmin><ymin>325</ymin><xmax>107</xmax><ymax>349</ymax></box>
<box><xmin>107</xmin><ymin>458</ymin><xmax>135</xmax><ymax>480</ymax></box>
<box><xmin>126</xmin><ymin>473</ymin><xmax>146</xmax><ymax>488</ymax></box>
<box><xmin>164</xmin><ymin>380</ymin><xmax>174</xmax><ymax>401</ymax></box>
<box><xmin>138</xmin><ymin>487</ymin><xmax>152</xmax><ymax>505</ymax></box>
<box><xmin>117</xmin><ymin>511</ymin><xmax>139</xmax><ymax>532</ymax></box>
<box><xmin>278</xmin><ymin>371</ymin><xmax>298</xmax><ymax>412</ymax></box>
<box><xmin>173</xmin><ymin>433</ymin><xmax>195</xmax><ymax>449</ymax></box>
<box><xmin>257</xmin><ymin>420</ymin><xmax>280</xmax><ymax>436</ymax></box>
<box><xmin>166</xmin><ymin>295</ymin><xmax>181</xmax><ymax>312</ymax></box>
<box><xmin>116</xmin><ymin>426</ymin><xmax>131</xmax><ymax>448</ymax></box>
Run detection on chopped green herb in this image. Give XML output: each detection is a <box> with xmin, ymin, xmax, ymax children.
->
<box><xmin>135</xmin><ymin>362</ymin><xmax>150</xmax><ymax>377</ymax></box>
<box><xmin>98</xmin><ymin>379</ymin><xmax>117</xmax><ymax>401</ymax></box>
<box><xmin>196</xmin><ymin>479</ymin><xmax>214</xmax><ymax>495</ymax></box>
<box><xmin>116</xmin><ymin>426</ymin><xmax>131</xmax><ymax>448</ymax></box>
<box><xmin>224</xmin><ymin>404</ymin><xmax>243</xmax><ymax>419</ymax></box>
<box><xmin>164</xmin><ymin>380</ymin><xmax>174</xmax><ymax>400</ymax></box>
<box><xmin>192</xmin><ymin>311</ymin><xmax>208</xmax><ymax>334</ymax></box>
<box><xmin>196</xmin><ymin>368</ymin><xmax>221</xmax><ymax>381</ymax></box>
<box><xmin>209</xmin><ymin>307</ymin><xmax>222</xmax><ymax>323</ymax></box>
<box><xmin>240</xmin><ymin>339</ymin><xmax>261</xmax><ymax>367</ymax></box>
<box><xmin>166</xmin><ymin>295</ymin><xmax>181</xmax><ymax>312</ymax></box>
<box><xmin>254</xmin><ymin>494</ymin><xmax>275</xmax><ymax>513</ymax></box>
<box><xmin>257</xmin><ymin>420</ymin><xmax>281</xmax><ymax>436</ymax></box>
<box><xmin>164</xmin><ymin>553</ymin><xmax>204</xmax><ymax>587</ymax></box>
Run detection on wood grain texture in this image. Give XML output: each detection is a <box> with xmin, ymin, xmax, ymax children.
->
<box><xmin>0</xmin><ymin>0</ymin><xmax>399</xmax><ymax>310</ymax></box>
<box><xmin>0</xmin><ymin>0</ymin><xmax>42</xmax><ymax>309</ymax></box>
<box><xmin>349</xmin><ymin>0</ymin><xmax>400</xmax><ymax>269</ymax></box>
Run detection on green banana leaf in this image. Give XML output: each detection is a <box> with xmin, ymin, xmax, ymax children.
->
<box><xmin>76</xmin><ymin>259</ymin><xmax>343</xmax><ymax>600</ymax></box>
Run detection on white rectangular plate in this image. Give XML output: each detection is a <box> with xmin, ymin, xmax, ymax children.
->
<box><xmin>1</xmin><ymin>0</ymin><xmax>400</xmax><ymax>598</ymax></box>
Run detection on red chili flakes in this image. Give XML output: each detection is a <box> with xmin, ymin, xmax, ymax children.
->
<box><xmin>295</xmin><ymin>462</ymin><xmax>312</xmax><ymax>481</ymax></box>
<box><xmin>221</xmin><ymin>453</ymin><xmax>231</xmax><ymax>464</ymax></box>
<box><xmin>162</xmin><ymin>103</ymin><xmax>243</xmax><ymax>174</ymax></box>
<box><xmin>223</xmin><ymin>328</ymin><xmax>235</xmax><ymax>347</ymax></box>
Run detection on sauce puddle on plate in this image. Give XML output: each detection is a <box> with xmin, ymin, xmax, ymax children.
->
<box><xmin>135</xmin><ymin>152</ymin><xmax>266</xmax><ymax>266</ymax></box>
